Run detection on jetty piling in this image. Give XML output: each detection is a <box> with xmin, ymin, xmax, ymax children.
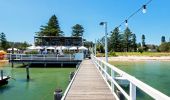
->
<box><xmin>26</xmin><ymin>65</ymin><xmax>30</xmax><ymax>80</ymax></box>
<box><xmin>1</xmin><ymin>70</ymin><xmax>3</xmax><ymax>80</ymax></box>
<box><xmin>54</xmin><ymin>88</ymin><xmax>62</xmax><ymax>100</ymax></box>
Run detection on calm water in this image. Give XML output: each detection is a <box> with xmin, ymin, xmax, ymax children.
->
<box><xmin>110</xmin><ymin>61</ymin><xmax>170</xmax><ymax>99</ymax></box>
<box><xmin>0</xmin><ymin>62</ymin><xmax>75</xmax><ymax>100</ymax></box>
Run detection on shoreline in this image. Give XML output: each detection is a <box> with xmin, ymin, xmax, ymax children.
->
<box><xmin>98</xmin><ymin>56</ymin><xmax>170</xmax><ymax>62</ymax></box>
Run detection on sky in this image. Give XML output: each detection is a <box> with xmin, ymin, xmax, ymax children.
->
<box><xmin>0</xmin><ymin>0</ymin><xmax>170</xmax><ymax>45</ymax></box>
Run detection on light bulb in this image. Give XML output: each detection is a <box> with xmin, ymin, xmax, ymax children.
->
<box><xmin>125</xmin><ymin>20</ymin><xmax>128</xmax><ymax>27</ymax></box>
<box><xmin>142</xmin><ymin>5</ymin><xmax>146</xmax><ymax>13</ymax></box>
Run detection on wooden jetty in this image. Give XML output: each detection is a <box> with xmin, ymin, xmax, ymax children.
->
<box><xmin>64</xmin><ymin>60</ymin><xmax>115</xmax><ymax>100</ymax></box>
<box><xmin>61</xmin><ymin>55</ymin><xmax>170</xmax><ymax>100</ymax></box>
<box><xmin>8</xmin><ymin>54</ymin><xmax>82</xmax><ymax>66</ymax></box>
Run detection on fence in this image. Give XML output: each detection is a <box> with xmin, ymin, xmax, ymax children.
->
<box><xmin>91</xmin><ymin>55</ymin><xmax>170</xmax><ymax>100</ymax></box>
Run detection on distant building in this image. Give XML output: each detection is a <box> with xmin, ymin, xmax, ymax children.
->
<box><xmin>34</xmin><ymin>36</ymin><xmax>83</xmax><ymax>46</ymax></box>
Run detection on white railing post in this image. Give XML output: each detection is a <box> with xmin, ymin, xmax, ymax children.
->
<box><xmin>57</xmin><ymin>55</ymin><xmax>58</xmax><ymax>60</ymax></box>
<box><xmin>44</xmin><ymin>55</ymin><xmax>45</xmax><ymax>60</ymax></box>
<box><xmin>31</xmin><ymin>54</ymin><xmax>33</xmax><ymax>60</ymax></box>
<box><xmin>21</xmin><ymin>54</ymin><xmax>22</xmax><ymax>60</ymax></box>
<box><xmin>111</xmin><ymin>69</ymin><xmax>115</xmax><ymax>92</ymax></box>
<box><xmin>129</xmin><ymin>82</ymin><xmax>136</xmax><ymax>100</ymax></box>
<box><xmin>70</xmin><ymin>54</ymin><xmax>71</xmax><ymax>61</ymax></box>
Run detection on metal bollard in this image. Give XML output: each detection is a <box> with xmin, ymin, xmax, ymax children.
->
<box><xmin>54</xmin><ymin>88</ymin><xmax>62</xmax><ymax>100</ymax></box>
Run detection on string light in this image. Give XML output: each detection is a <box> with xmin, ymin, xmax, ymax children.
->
<box><xmin>142</xmin><ymin>5</ymin><xmax>147</xmax><ymax>13</ymax></box>
<box><xmin>125</xmin><ymin>20</ymin><xmax>128</xmax><ymax>27</ymax></box>
<box><xmin>116</xmin><ymin>0</ymin><xmax>153</xmax><ymax>28</ymax></box>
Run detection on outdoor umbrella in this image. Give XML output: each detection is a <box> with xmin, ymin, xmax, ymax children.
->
<box><xmin>35</xmin><ymin>46</ymin><xmax>43</xmax><ymax>50</ymax></box>
<box><xmin>7</xmin><ymin>48</ymin><xmax>18</xmax><ymax>51</ymax></box>
<box><xmin>27</xmin><ymin>46</ymin><xmax>36</xmax><ymax>50</ymax></box>
<box><xmin>78</xmin><ymin>46</ymin><xmax>88</xmax><ymax>50</ymax></box>
<box><xmin>61</xmin><ymin>46</ymin><xmax>68</xmax><ymax>50</ymax></box>
<box><xmin>69</xmin><ymin>46</ymin><xmax>77</xmax><ymax>50</ymax></box>
<box><xmin>46</xmin><ymin>46</ymin><xmax>55</xmax><ymax>49</ymax></box>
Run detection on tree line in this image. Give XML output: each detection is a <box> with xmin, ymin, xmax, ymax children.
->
<box><xmin>36</xmin><ymin>15</ymin><xmax>84</xmax><ymax>37</ymax></box>
<box><xmin>0</xmin><ymin>32</ymin><xmax>29</xmax><ymax>50</ymax></box>
<box><xmin>96</xmin><ymin>27</ymin><xmax>170</xmax><ymax>53</ymax></box>
<box><xmin>97</xmin><ymin>27</ymin><xmax>143</xmax><ymax>53</ymax></box>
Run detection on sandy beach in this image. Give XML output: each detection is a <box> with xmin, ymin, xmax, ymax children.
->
<box><xmin>98</xmin><ymin>56</ymin><xmax>170</xmax><ymax>61</ymax></box>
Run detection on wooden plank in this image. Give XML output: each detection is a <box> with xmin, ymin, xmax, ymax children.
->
<box><xmin>65</xmin><ymin>60</ymin><xmax>115</xmax><ymax>100</ymax></box>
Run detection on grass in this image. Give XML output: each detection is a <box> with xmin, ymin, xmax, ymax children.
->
<box><xmin>96</xmin><ymin>52</ymin><xmax>170</xmax><ymax>57</ymax></box>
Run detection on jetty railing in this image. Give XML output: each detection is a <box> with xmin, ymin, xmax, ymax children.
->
<box><xmin>91</xmin><ymin>55</ymin><xmax>170</xmax><ymax>100</ymax></box>
<box><xmin>8</xmin><ymin>54</ymin><xmax>75</xmax><ymax>61</ymax></box>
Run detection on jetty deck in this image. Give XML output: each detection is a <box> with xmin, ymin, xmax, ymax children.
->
<box><xmin>65</xmin><ymin>60</ymin><xmax>115</xmax><ymax>100</ymax></box>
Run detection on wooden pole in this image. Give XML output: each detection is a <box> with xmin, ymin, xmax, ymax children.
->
<box><xmin>11</xmin><ymin>47</ymin><xmax>14</xmax><ymax>68</ymax></box>
<box><xmin>1</xmin><ymin>70</ymin><xmax>3</xmax><ymax>80</ymax></box>
<box><xmin>54</xmin><ymin>88</ymin><xmax>62</xmax><ymax>100</ymax></box>
<box><xmin>26</xmin><ymin>65</ymin><xmax>30</xmax><ymax>80</ymax></box>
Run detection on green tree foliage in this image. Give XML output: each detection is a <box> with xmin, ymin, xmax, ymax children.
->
<box><xmin>159</xmin><ymin>42</ymin><xmax>170</xmax><ymax>52</ymax></box>
<box><xmin>0</xmin><ymin>32</ymin><xmax>9</xmax><ymax>50</ymax></box>
<box><xmin>96</xmin><ymin>39</ymin><xmax>104</xmax><ymax>53</ymax></box>
<box><xmin>161</xmin><ymin>36</ymin><xmax>166</xmax><ymax>43</ymax></box>
<box><xmin>8</xmin><ymin>41</ymin><xmax>30</xmax><ymax>50</ymax></box>
<box><xmin>124</xmin><ymin>27</ymin><xmax>132</xmax><ymax>52</ymax></box>
<box><xmin>142</xmin><ymin>34</ymin><xmax>145</xmax><ymax>47</ymax></box>
<box><xmin>36</xmin><ymin>15</ymin><xmax>63</xmax><ymax>36</ymax></box>
<box><xmin>131</xmin><ymin>34</ymin><xmax>137</xmax><ymax>52</ymax></box>
<box><xmin>71</xmin><ymin>24</ymin><xmax>84</xmax><ymax>37</ymax></box>
<box><xmin>141</xmin><ymin>34</ymin><xmax>148</xmax><ymax>51</ymax></box>
<box><xmin>110</xmin><ymin>27</ymin><xmax>120</xmax><ymax>52</ymax></box>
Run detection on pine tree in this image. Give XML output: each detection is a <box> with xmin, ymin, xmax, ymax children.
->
<box><xmin>124</xmin><ymin>27</ymin><xmax>132</xmax><ymax>52</ymax></box>
<box><xmin>36</xmin><ymin>15</ymin><xmax>63</xmax><ymax>36</ymax></box>
<box><xmin>110</xmin><ymin>27</ymin><xmax>120</xmax><ymax>52</ymax></box>
<box><xmin>71</xmin><ymin>24</ymin><xmax>84</xmax><ymax>37</ymax></box>
<box><xmin>161</xmin><ymin>36</ymin><xmax>166</xmax><ymax>43</ymax></box>
<box><xmin>0</xmin><ymin>32</ymin><xmax>8</xmax><ymax>50</ymax></box>
<box><xmin>142</xmin><ymin>34</ymin><xmax>145</xmax><ymax>47</ymax></box>
<box><xmin>131</xmin><ymin>34</ymin><xmax>137</xmax><ymax>52</ymax></box>
<box><xmin>142</xmin><ymin>34</ymin><xmax>148</xmax><ymax>51</ymax></box>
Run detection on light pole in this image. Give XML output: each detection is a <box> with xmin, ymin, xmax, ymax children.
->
<box><xmin>100</xmin><ymin>22</ymin><xmax>108</xmax><ymax>62</ymax></box>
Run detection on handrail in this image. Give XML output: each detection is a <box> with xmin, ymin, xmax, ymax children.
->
<box><xmin>91</xmin><ymin>55</ymin><xmax>170</xmax><ymax>100</ymax></box>
<box><xmin>9</xmin><ymin>54</ymin><xmax>75</xmax><ymax>61</ymax></box>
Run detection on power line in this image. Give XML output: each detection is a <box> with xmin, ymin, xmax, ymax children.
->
<box><xmin>117</xmin><ymin>0</ymin><xmax>153</xmax><ymax>29</ymax></box>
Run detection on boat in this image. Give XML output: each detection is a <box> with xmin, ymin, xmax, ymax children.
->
<box><xmin>0</xmin><ymin>70</ymin><xmax>11</xmax><ymax>86</ymax></box>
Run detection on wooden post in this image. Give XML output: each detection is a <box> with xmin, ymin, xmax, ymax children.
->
<box><xmin>54</xmin><ymin>88</ymin><xmax>62</xmax><ymax>100</ymax></box>
<box><xmin>61</xmin><ymin>63</ymin><xmax>63</xmax><ymax>67</ymax></box>
<box><xmin>129</xmin><ymin>82</ymin><xmax>136</xmax><ymax>100</ymax></box>
<box><xmin>11</xmin><ymin>47</ymin><xmax>14</xmax><ymax>68</ymax></box>
<box><xmin>26</xmin><ymin>65</ymin><xmax>30</xmax><ymax>80</ymax></box>
<box><xmin>1</xmin><ymin>70</ymin><xmax>3</xmax><ymax>80</ymax></box>
<box><xmin>11</xmin><ymin>63</ymin><xmax>14</xmax><ymax>68</ymax></box>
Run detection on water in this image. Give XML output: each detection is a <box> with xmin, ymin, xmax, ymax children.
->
<box><xmin>0</xmin><ymin>62</ymin><xmax>75</xmax><ymax>100</ymax></box>
<box><xmin>110</xmin><ymin>61</ymin><xmax>170</xmax><ymax>99</ymax></box>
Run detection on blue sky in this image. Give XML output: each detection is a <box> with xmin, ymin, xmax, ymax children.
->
<box><xmin>0</xmin><ymin>0</ymin><xmax>170</xmax><ymax>45</ymax></box>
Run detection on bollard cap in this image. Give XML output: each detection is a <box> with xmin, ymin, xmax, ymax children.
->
<box><xmin>55</xmin><ymin>88</ymin><xmax>62</xmax><ymax>92</ymax></box>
